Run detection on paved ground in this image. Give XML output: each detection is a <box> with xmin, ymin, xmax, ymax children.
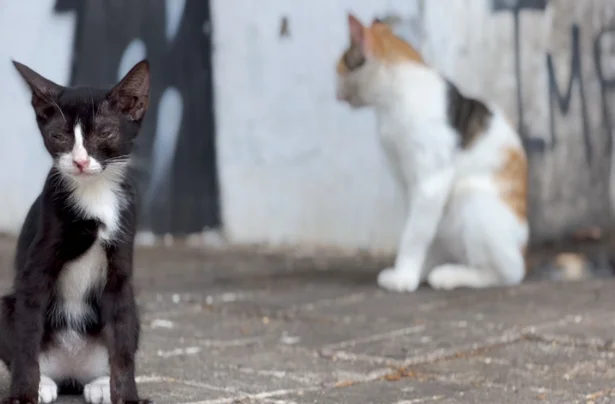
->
<box><xmin>0</xmin><ymin>238</ymin><xmax>614</xmax><ymax>403</ymax></box>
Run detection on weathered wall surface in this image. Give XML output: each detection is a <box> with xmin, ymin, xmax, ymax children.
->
<box><xmin>211</xmin><ymin>0</ymin><xmax>421</xmax><ymax>251</ymax></box>
<box><xmin>0</xmin><ymin>0</ymin><xmax>613</xmax><ymax>251</ymax></box>
<box><xmin>213</xmin><ymin>0</ymin><xmax>615</xmax><ymax>249</ymax></box>
<box><xmin>418</xmin><ymin>0</ymin><xmax>615</xmax><ymax>242</ymax></box>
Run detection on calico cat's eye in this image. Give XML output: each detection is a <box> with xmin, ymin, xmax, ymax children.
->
<box><xmin>100</xmin><ymin>130</ymin><xmax>116</xmax><ymax>139</ymax></box>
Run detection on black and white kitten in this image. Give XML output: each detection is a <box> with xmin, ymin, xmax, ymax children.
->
<box><xmin>0</xmin><ymin>60</ymin><xmax>152</xmax><ymax>404</ymax></box>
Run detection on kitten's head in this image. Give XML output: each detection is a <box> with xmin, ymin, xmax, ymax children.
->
<box><xmin>336</xmin><ymin>14</ymin><xmax>424</xmax><ymax>108</ymax></box>
<box><xmin>13</xmin><ymin>60</ymin><xmax>150</xmax><ymax>180</ymax></box>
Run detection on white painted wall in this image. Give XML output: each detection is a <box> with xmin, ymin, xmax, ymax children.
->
<box><xmin>0</xmin><ymin>0</ymin><xmax>613</xmax><ymax>252</ymax></box>
<box><xmin>212</xmin><ymin>0</ymin><xmax>422</xmax><ymax>252</ymax></box>
<box><xmin>0</xmin><ymin>0</ymin><xmax>75</xmax><ymax>233</ymax></box>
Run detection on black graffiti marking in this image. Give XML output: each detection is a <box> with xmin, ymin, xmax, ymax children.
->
<box><xmin>55</xmin><ymin>0</ymin><xmax>220</xmax><ymax>235</ymax></box>
<box><xmin>546</xmin><ymin>25</ymin><xmax>592</xmax><ymax>164</ymax></box>
<box><xmin>491</xmin><ymin>0</ymin><xmax>548</xmax><ymax>12</ymax></box>
<box><xmin>594</xmin><ymin>27</ymin><xmax>615</xmax><ymax>158</ymax></box>
<box><xmin>492</xmin><ymin>0</ymin><xmax>549</xmax><ymax>153</ymax></box>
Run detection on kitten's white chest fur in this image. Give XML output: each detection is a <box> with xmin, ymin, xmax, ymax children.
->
<box><xmin>56</xmin><ymin>171</ymin><xmax>126</xmax><ymax>325</ymax></box>
<box><xmin>68</xmin><ymin>174</ymin><xmax>126</xmax><ymax>241</ymax></box>
<box><xmin>57</xmin><ymin>241</ymin><xmax>107</xmax><ymax>324</ymax></box>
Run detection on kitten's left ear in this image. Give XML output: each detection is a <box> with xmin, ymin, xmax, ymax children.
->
<box><xmin>109</xmin><ymin>60</ymin><xmax>150</xmax><ymax>121</ymax></box>
<box><xmin>12</xmin><ymin>61</ymin><xmax>63</xmax><ymax>118</ymax></box>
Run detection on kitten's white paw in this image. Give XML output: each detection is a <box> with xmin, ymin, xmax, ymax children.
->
<box><xmin>38</xmin><ymin>375</ymin><xmax>58</xmax><ymax>403</ymax></box>
<box><xmin>377</xmin><ymin>267</ymin><xmax>420</xmax><ymax>292</ymax></box>
<box><xmin>84</xmin><ymin>376</ymin><xmax>111</xmax><ymax>404</ymax></box>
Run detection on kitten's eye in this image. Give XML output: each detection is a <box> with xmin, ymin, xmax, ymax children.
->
<box><xmin>50</xmin><ymin>132</ymin><xmax>66</xmax><ymax>142</ymax></box>
<box><xmin>101</xmin><ymin>131</ymin><xmax>116</xmax><ymax>139</ymax></box>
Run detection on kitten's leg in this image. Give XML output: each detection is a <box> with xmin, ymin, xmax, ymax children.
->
<box><xmin>4</xmin><ymin>284</ymin><xmax>51</xmax><ymax>403</ymax></box>
<box><xmin>1</xmin><ymin>296</ymin><xmax>58</xmax><ymax>404</ymax></box>
<box><xmin>0</xmin><ymin>295</ymin><xmax>15</xmax><ymax>370</ymax></box>
<box><xmin>378</xmin><ymin>168</ymin><xmax>454</xmax><ymax>292</ymax></box>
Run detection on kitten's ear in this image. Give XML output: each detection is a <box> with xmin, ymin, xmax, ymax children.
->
<box><xmin>109</xmin><ymin>60</ymin><xmax>150</xmax><ymax>122</ymax></box>
<box><xmin>12</xmin><ymin>61</ymin><xmax>62</xmax><ymax>118</ymax></box>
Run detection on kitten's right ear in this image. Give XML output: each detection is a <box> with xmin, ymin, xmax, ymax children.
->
<box><xmin>109</xmin><ymin>60</ymin><xmax>150</xmax><ymax>122</ymax></box>
<box><xmin>12</xmin><ymin>61</ymin><xmax>63</xmax><ymax>118</ymax></box>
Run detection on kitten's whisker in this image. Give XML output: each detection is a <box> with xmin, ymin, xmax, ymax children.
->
<box><xmin>87</xmin><ymin>87</ymin><xmax>97</xmax><ymax>120</ymax></box>
<box><xmin>42</xmin><ymin>93</ymin><xmax>66</xmax><ymax>123</ymax></box>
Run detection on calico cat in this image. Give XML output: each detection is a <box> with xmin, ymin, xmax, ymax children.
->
<box><xmin>336</xmin><ymin>14</ymin><xmax>529</xmax><ymax>292</ymax></box>
<box><xmin>0</xmin><ymin>60</ymin><xmax>152</xmax><ymax>404</ymax></box>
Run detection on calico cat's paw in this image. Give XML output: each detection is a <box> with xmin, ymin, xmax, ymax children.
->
<box><xmin>377</xmin><ymin>267</ymin><xmax>420</xmax><ymax>292</ymax></box>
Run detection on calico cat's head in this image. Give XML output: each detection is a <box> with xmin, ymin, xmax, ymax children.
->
<box><xmin>13</xmin><ymin>60</ymin><xmax>150</xmax><ymax>180</ymax></box>
<box><xmin>336</xmin><ymin>13</ymin><xmax>424</xmax><ymax>108</ymax></box>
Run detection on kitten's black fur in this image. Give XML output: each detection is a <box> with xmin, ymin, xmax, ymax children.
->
<box><xmin>0</xmin><ymin>60</ymin><xmax>152</xmax><ymax>404</ymax></box>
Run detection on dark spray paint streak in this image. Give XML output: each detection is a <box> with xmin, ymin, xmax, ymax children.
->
<box><xmin>55</xmin><ymin>0</ymin><xmax>220</xmax><ymax>234</ymax></box>
<box><xmin>546</xmin><ymin>25</ymin><xmax>592</xmax><ymax>164</ymax></box>
<box><xmin>594</xmin><ymin>27</ymin><xmax>615</xmax><ymax>158</ymax></box>
<box><xmin>492</xmin><ymin>0</ymin><xmax>548</xmax><ymax>154</ymax></box>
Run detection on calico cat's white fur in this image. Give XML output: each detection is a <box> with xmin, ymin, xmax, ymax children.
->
<box><xmin>336</xmin><ymin>15</ymin><xmax>529</xmax><ymax>292</ymax></box>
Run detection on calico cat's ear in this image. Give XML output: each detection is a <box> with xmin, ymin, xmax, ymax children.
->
<box><xmin>12</xmin><ymin>61</ymin><xmax>63</xmax><ymax>118</ymax></box>
<box><xmin>348</xmin><ymin>13</ymin><xmax>373</xmax><ymax>56</ymax></box>
<box><xmin>348</xmin><ymin>13</ymin><xmax>365</xmax><ymax>47</ymax></box>
<box><xmin>109</xmin><ymin>60</ymin><xmax>150</xmax><ymax>122</ymax></box>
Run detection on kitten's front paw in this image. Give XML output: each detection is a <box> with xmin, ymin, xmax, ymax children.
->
<box><xmin>84</xmin><ymin>376</ymin><xmax>111</xmax><ymax>404</ymax></box>
<box><xmin>39</xmin><ymin>375</ymin><xmax>58</xmax><ymax>403</ymax></box>
<box><xmin>377</xmin><ymin>267</ymin><xmax>420</xmax><ymax>292</ymax></box>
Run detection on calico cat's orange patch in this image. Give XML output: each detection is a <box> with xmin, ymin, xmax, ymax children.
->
<box><xmin>337</xmin><ymin>14</ymin><xmax>424</xmax><ymax>74</ymax></box>
<box><xmin>368</xmin><ymin>21</ymin><xmax>424</xmax><ymax>65</ymax></box>
<box><xmin>496</xmin><ymin>146</ymin><xmax>528</xmax><ymax>223</ymax></box>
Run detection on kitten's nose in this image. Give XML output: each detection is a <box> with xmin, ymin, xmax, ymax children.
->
<box><xmin>73</xmin><ymin>158</ymin><xmax>90</xmax><ymax>171</ymax></box>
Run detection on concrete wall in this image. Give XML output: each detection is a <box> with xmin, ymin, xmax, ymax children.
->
<box><xmin>0</xmin><ymin>0</ymin><xmax>75</xmax><ymax>232</ymax></box>
<box><xmin>0</xmin><ymin>0</ymin><xmax>614</xmax><ymax>251</ymax></box>
<box><xmin>213</xmin><ymin>0</ymin><xmax>615</xmax><ymax>250</ymax></box>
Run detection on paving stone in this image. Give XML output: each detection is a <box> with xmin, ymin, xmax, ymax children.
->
<box><xmin>138</xmin><ymin>339</ymin><xmax>383</xmax><ymax>395</ymax></box>
<box><xmin>276</xmin><ymin>378</ymin><xmax>573</xmax><ymax>404</ymax></box>
<box><xmin>532</xmin><ymin>311</ymin><xmax>615</xmax><ymax>346</ymax></box>
<box><xmin>0</xmin><ymin>236</ymin><xmax>614</xmax><ymax>403</ymax></box>
<box><xmin>416</xmin><ymin>340</ymin><xmax>615</xmax><ymax>396</ymax></box>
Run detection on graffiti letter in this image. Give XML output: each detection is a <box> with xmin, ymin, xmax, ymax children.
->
<box><xmin>492</xmin><ymin>0</ymin><xmax>549</xmax><ymax>154</ymax></box>
<box><xmin>546</xmin><ymin>24</ymin><xmax>591</xmax><ymax>164</ymax></box>
<box><xmin>594</xmin><ymin>27</ymin><xmax>615</xmax><ymax>155</ymax></box>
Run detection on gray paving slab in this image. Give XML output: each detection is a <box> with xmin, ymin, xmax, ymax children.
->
<box><xmin>0</xmin><ymin>237</ymin><xmax>614</xmax><ymax>403</ymax></box>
